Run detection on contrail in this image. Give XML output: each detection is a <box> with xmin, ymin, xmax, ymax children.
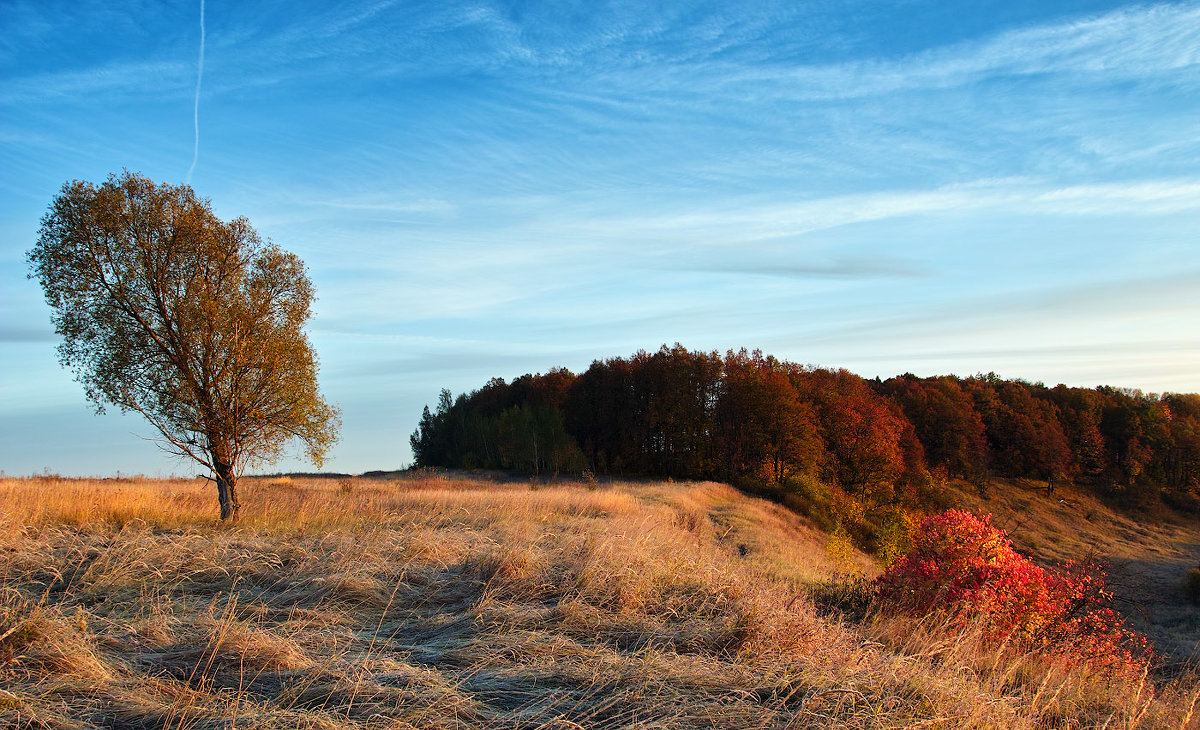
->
<box><xmin>186</xmin><ymin>0</ymin><xmax>205</xmax><ymax>184</ymax></box>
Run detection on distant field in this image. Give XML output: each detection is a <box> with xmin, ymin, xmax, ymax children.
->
<box><xmin>1</xmin><ymin>474</ymin><xmax>1197</xmax><ymax>728</ymax></box>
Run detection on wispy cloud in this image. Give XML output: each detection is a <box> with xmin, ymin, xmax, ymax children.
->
<box><xmin>1034</xmin><ymin>180</ymin><xmax>1200</xmax><ymax>215</ymax></box>
<box><xmin>791</xmin><ymin>4</ymin><xmax>1196</xmax><ymax>97</ymax></box>
<box><xmin>0</xmin><ymin>60</ymin><xmax>191</xmax><ymax>105</ymax></box>
<box><xmin>596</xmin><ymin>3</ymin><xmax>1200</xmax><ymax>103</ymax></box>
<box><xmin>24</xmin><ymin>2</ymin><xmax>1191</xmax><ymax>106</ymax></box>
<box><xmin>311</xmin><ymin>196</ymin><xmax>456</xmax><ymax>216</ymax></box>
<box><xmin>5</xmin><ymin>0</ymin><xmax>1200</xmax><ymax>473</ymax></box>
<box><xmin>792</xmin><ymin>269</ymin><xmax>1200</xmax><ymax>348</ymax></box>
<box><xmin>830</xmin><ymin>340</ymin><xmax>1200</xmax><ymax>393</ymax></box>
<box><xmin>346</xmin><ymin>351</ymin><xmax>559</xmax><ymax>378</ymax></box>
<box><xmin>541</xmin><ymin>177</ymin><xmax>1200</xmax><ymax>243</ymax></box>
<box><xmin>675</xmin><ymin>255</ymin><xmax>926</xmax><ymax>280</ymax></box>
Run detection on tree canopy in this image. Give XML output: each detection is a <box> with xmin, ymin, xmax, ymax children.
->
<box><xmin>28</xmin><ymin>171</ymin><xmax>339</xmax><ymax>519</ymax></box>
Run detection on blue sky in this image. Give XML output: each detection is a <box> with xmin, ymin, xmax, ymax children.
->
<box><xmin>2</xmin><ymin>0</ymin><xmax>1198</xmax><ymax>476</ymax></box>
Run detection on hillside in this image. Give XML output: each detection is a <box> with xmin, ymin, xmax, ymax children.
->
<box><xmin>1</xmin><ymin>474</ymin><xmax>1197</xmax><ymax>729</ymax></box>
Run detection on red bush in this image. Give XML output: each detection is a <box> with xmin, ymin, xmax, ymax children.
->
<box><xmin>875</xmin><ymin>509</ymin><xmax>1151</xmax><ymax>672</ymax></box>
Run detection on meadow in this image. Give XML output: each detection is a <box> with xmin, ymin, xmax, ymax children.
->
<box><xmin>1</xmin><ymin>473</ymin><xmax>1197</xmax><ymax>729</ymax></box>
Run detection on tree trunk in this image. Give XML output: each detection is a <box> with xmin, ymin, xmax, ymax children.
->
<box><xmin>214</xmin><ymin>459</ymin><xmax>240</xmax><ymax>521</ymax></box>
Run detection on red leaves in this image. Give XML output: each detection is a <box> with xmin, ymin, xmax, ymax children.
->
<box><xmin>795</xmin><ymin>368</ymin><xmax>914</xmax><ymax>502</ymax></box>
<box><xmin>876</xmin><ymin>509</ymin><xmax>1152</xmax><ymax>673</ymax></box>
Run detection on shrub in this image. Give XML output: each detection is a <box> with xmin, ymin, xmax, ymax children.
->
<box><xmin>824</xmin><ymin>523</ymin><xmax>858</xmax><ymax>574</ymax></box>
<box><xmin>875</xmin><ymin>509</ymin><xmax>1152</xmax><ymax>673</ymax></box>
<box><xmin>1184</xmin><ymin>566</ymin><xmax>1200</xmax><ymax>604</ymax></box>
<box><xmin>874</xmin><ymin>508</ymin><xmax>915</xmax><ymax>568</ymax></box>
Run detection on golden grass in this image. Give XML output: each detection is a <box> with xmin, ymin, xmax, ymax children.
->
<box><xmin>1</xmin><ymin>474</ymin><xmax>1196</xmax><ymax>728</ymax></box>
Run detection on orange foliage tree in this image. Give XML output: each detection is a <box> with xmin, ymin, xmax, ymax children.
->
<box><xmin>793</xmin><ymin>368</ymin><xmax>914</xmax><ymax>508</ymax></box>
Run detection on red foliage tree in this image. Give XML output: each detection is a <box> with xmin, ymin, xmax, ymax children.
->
<box><xmin>1162</xmin><ymin>393</ymin><xmax>1200</xmax><ymax>493</ymax></box>
<box><xmin>1046</xmin><ymin>385</ymin><xmax>1110</xmax><ymax>483</ymax></box>
<box><xmin>795</xmin><ymin>368</ymin><xmax>911</xmax><ymax>507</ymax></box>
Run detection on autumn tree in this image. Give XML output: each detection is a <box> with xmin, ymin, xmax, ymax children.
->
<box><xmin>564</xmin><ymin>356</ymin><xmax>641</xmax><ymax>473</ymax></box>
<box><xmin>1045</xmin><ymin>385</ymin><xmax>1110</xmax><ymax>482</ymax></box>
<box><xmin>637</xmin><ymin>345</ymin><xmax>722</xmax><ymax>478</ymax></box>
<box><xmin>966</xmin><ymin>376</ymin><xmax>1070</xmax><ymax>482</ymax></box>
<box><xmin>410</xmin><ymin>343</ymin><xmax>1200</xmax><ymax>516</ymax></box>
<box><xmin>881</xmin><ymin>375</ymin><xmax>987</xmax><ymax>482</ymax></box>
<box><xmin>28</xmin><ymin>172</ymin><xmax>340</xmax><ymax>520</ymax></box>
<box><xmin>715</xmin><ymin>350</ymin><xmax>822</xmax><ymax>486</ymax></box>
<box><xmin>794</xmin><ymin>368</ymin><xmax>910</xmax><ymax>507</ymax></box>
<box><xmin>1161</xmin><ymin>393</ymin><xmax>1200</xmax><ymax>494</ymax></box>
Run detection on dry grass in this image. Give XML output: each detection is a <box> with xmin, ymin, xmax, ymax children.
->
<box><xmin>1</xmin><ymin>474</ymin><xmax>1196</xmax><ymax>729</ymax></box>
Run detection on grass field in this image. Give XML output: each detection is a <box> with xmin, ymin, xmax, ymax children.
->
<box><xmin>1</xmin><ymin>473</ymin><xmax>1197</xmax><ymax>728</ymax></box>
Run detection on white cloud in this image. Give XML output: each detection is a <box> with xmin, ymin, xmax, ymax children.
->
<box><xmin>311</xmin><ymin>196</ymin><xmax>457</xmax><ymax>215</ymax></box>
<box><xmin>551</xmin><ymin>177</ymin><xmax>1200</xmax><ymax>243</ymax></box>
<box><xmin>706</xmin><ymin>3</ymin><xmax>1200</xmax><ymax>101</ymax></box>
<box><xmin>0</xmin><ymin>60</ymin><xmax>191</xmax><ymax>105</ymax></box>
<box><xmin>1034</xmin><ymin>180</ymin><xmax>1200</xmax><ymax>215</ymax></box>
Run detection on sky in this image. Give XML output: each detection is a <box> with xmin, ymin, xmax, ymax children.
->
<box><xmin>2</xmin><ymin>0</ymin><xmax>1199</xmax><ymax>477</ymax></box>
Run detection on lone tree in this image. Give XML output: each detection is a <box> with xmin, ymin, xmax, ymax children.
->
<box><xmin>28</xmin><ymin>171</ymin><xmax>340</xmax><ymax>520</ymax></box>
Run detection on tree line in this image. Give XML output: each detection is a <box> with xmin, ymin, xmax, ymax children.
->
<box><xmin>412</xmin><ymin>344</ymin><xmax>1200</xmax><ymax>515</ymax></box>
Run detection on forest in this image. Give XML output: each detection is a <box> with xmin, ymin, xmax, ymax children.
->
<box><xmin>412</xmin><ymin>344</ymin><xmax>1200</xmax><ymax>533</ymax></box>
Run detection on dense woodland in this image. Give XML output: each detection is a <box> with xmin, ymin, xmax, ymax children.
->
<box><xmin>412</xmin><ymin>345</ymin><xmax>1200</xmax><ymax>529</ymax></box>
